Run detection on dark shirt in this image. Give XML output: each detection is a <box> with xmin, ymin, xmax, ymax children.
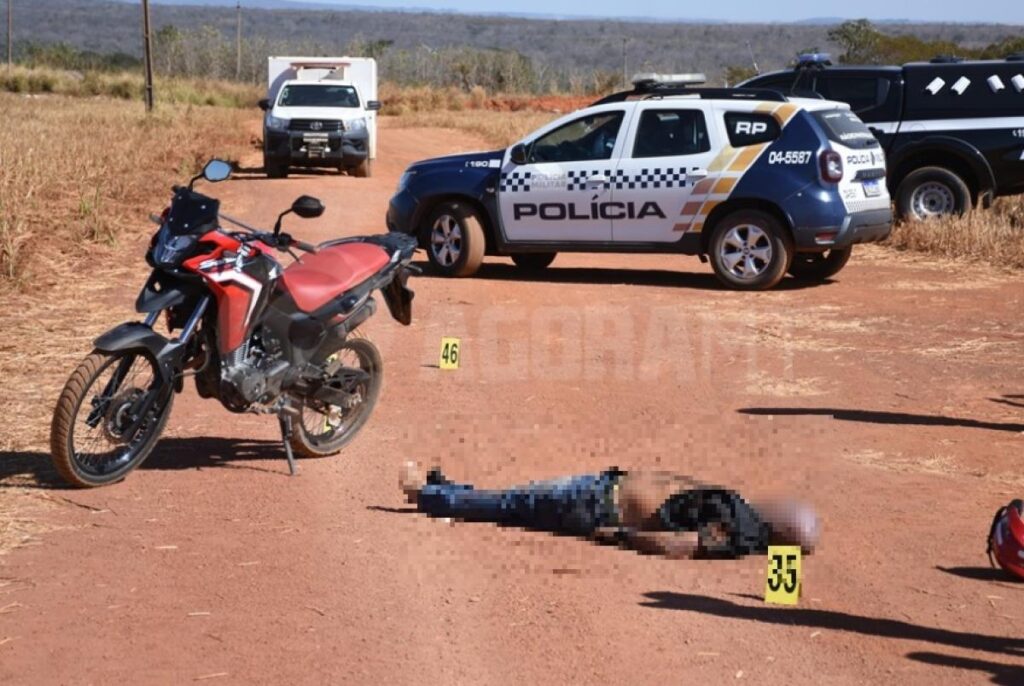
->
<box><xmin>657</xmin><ymin>488</ymin><xmax>771</xmax><ymax>557</ymax></box>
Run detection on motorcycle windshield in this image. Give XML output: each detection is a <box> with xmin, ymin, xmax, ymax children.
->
<box><xmin>165</xmin><ymin>188</ymin><xmax>221</xmax><ymax>236</ymax></box>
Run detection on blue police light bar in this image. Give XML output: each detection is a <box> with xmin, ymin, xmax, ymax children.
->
<box><xmin>796</xmin><ymin>53</ymin><xmax>833</xmax><ymax>68</ymax></box>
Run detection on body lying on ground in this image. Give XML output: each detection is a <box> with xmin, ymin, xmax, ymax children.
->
<box><xmin>400</xmin><ymin>463</ymin><xmax>819</xmax><ymax>559</ymax></box>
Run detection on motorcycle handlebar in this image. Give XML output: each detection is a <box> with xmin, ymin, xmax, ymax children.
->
<box><xmin>248</xmin><ymin>230</ymin><xmax>317</xmax><ymax>254</ymax></box>
<box><xmin>216</xmin><ymin>213</ymin><xmax>318</xmax><ymax>254</ymax></box>
<box><xmin>290</xmin><ymin>237</ymin><xmax>317</xmax><ymax>253</ymax></box>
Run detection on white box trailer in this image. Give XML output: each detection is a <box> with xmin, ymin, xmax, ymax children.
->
<box><xmin>259</xmin><ymin>56</ymin><xmax>380</xmax><ymax>178</ymax></box>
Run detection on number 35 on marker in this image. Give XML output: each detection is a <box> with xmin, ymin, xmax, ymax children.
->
<box><xmin>764</xmin><ymin>545</ymin><xmax>801</xmax><ymax>605</ymax></box>
<box><xmin>439</xmin><ymin>337</ymin><xmax>460</xmax><ymax>370</ymax></box>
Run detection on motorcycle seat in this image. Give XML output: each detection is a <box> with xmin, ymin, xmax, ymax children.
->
<box><xmin>282</xmin><ymin>242</ymin><xmax>390</xmax><ymax>313</ymax></box>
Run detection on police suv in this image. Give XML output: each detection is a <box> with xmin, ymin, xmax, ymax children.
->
<box><xmin>387</xmin><ymin>75</ymin><xmax>892</xmax><ymax>290</ymax></box>
<box><xmin>742</xmin><ymin>54</ymin><xmax>1024</xmax><ymax>220</ymax></box>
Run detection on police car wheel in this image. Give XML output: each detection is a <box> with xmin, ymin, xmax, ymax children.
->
<box><xmin>787</xmin><ymin>247</ymin><xmax>852</xmax><ymax>282</ymax></box>
<box><xmin>423</xmin><ymin>202</ymin><xmax>486</xmax><ymax>277</ymax></box>
<box><xmin>510</xmin><ymin>252</ymin><xmax>556</xmax><ymax>271</ymax></box>
<box><xmin>708</xmin><ymin>211</ymin><xmax>792</xmax><ymax>291</ymax></box>
<box><xmin>896</xmin><ymin>166</ymin><xmax>972</xmax><ymax>221</ymax></box>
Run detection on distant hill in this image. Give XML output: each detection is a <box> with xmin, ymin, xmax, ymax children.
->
<box><xmin>114</xmin><ymin>0</ymin><xmax>352</xmax><ymax>9</ymax></box>
<box><xmin>9</xmin><ymin>0</ymin><xmax>1021</xmax><ymax>85</ymax></box>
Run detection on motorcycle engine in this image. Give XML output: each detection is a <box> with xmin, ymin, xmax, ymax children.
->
<box><xmin>219</xmin><ymin>329</ymin><xmax>290</xmax><ymax>411</ymax></box>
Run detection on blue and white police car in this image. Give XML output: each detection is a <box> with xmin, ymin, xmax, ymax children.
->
<box><xmin>386</xmin><ymin>74</ymin><xmax>893</xmax><ymax>290</ymax></box>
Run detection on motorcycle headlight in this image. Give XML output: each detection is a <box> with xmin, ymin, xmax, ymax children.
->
<box><xmin>153</xmin><ymin>227</ymin><xmax>198</xmax><ymax>268</ymax></box>
<box><xmin>265</xmin><ymin>113</ymin><xmax>289</xmax><ymax>131</ymax></box>
<box><xmin>347</xmin><ymin>117</ymin><xmax>367</xmax><ymax>132</ymax></box>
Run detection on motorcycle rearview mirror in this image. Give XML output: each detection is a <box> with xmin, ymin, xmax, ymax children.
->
<box><xmin>203</xmin><ymin>159</ymin><xmax>232</xmax><ymax>183</ymax></box>
<box><xmin>188</xmin><ymin>159</ymin><xmax>232</xmax><ymax>189</ymax></box>
<box><xmin>509</xmin><ymin>143</ymin><xmax>528</xmax><ymax>166</ymax></box>
<box><xmin>292</xmin><ymin>195</ymin><xmax>325</xmax><ymax>219</ymax></box>
<box><xmin>273</xmin><ymin>195</ymin><xmax>325</xmax><ymax>236</ymax></box>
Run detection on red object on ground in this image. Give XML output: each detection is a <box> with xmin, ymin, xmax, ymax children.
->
<box><xmin>988</xmin><ymin>500</ymin><xmax>1024</xmax><ymax>580</ymax></box>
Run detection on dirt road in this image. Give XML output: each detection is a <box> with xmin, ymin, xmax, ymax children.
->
<box><xmin>2</xmin><ymin>123</ymin><xmax>1023</xmax><ymax>685</ymax></box>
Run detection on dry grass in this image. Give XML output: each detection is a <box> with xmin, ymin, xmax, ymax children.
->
<box><xmin>0</xmin><ymin>66</ymin><xmax>262</xmax><ymax>108</ymax></box>
<box><xmin>381</xmin><ymin>109</ymin><xmax>554</xmax><ymax>148</ymax></box>
<box><xmin>884</xmin><ymin>197</ymin><xmax>1024</xmax><ymax>269</ymax></box>
<box><xmin>0</xmin><ymin>93</ymin><xmax>253</xmax><ymax>287</ymax></box>
<box><xmin>0</xmin><ymin>489</ymin><xmax>58</xmax><ymax>556</ymax></box>
<box><xmin>0</xmin><ymin>93</ymin><xmax>253</xmax><ymax>486</ymax></box>
<box><xmin>0</xmin><ymin>67</ymin><xmax>586</xmax><ymax>116</ymax></box>
<box><xmin>379</xmin><ymin>83</ymin><xmax>591</xmax><ymax>117</ymax></box>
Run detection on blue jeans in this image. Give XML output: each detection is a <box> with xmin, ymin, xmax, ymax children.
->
<box><xmin>416</xmin><ymin>469</ymin><xmax>624</xmax><ymax>536</ymax></box>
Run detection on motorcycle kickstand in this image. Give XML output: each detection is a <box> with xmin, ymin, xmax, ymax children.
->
<box><xmin>278</xmin><ymin>414</ymin><xmax>298</xmax><ymax>476</ymax></box>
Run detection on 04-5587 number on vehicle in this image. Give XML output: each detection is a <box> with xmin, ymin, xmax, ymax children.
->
<box><xmin>768</xmin><ymin>150</ymin><xmax>813</xmax><ymax>165</ymax></box>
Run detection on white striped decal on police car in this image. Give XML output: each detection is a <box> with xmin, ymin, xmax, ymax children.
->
<box><xmin>500</xmin><ymin>167</ymin><xmax>691</xmax><ymax>193</ymax></box>
<box><xmin>673</xmin><ymin>102</ymin><xmax>799</xmax><ymax>233</ymax></box>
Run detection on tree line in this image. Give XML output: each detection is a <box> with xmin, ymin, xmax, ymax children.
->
<box><xmin>827</xmin><ymin>19</ymin><xmax>1024</xmax><ymax>64</ymax></box>
<box><xmin>7</xmin><ymin>0</ymin><xmax>1024</xmax><ymax>93</ymax></box>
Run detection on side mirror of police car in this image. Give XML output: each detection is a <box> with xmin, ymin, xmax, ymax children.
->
<box><xmin>258</xmin><ymin>98</ymin><xmax>270</xmax><ymax>111</ymax></box>
<box><xmin>510</xmin><ymin>143</ymin><xmax>528</xmax><ymax>166</ymax></box>
<box><xmin>366</xmin><ymin>100</ymin><xmax>382</xmax><ymax>111</ymax></box>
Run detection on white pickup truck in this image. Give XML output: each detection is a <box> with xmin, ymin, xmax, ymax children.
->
<box><xmin>258</xmin><ymin>57</ymin><xmax>381</xmax><ymax>178</ymax></box>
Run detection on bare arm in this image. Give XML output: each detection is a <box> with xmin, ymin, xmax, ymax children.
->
<box><xmin>593</xmin><ymin>527</ymin><xmax>700</xmax><ymax>559</ymax></box>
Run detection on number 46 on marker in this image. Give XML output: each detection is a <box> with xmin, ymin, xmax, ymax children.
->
<box><xmin>764</xmin><ymin>545</ymin><xmax>801</xmax><ymax>605</ymax></box>
<box><xmin>439</xmin><ymin>337</ymin><xmax>460</xmax><ymax>370</ymax></box>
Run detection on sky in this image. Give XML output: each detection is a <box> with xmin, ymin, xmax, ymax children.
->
<box><xmin>298</xmin><ymin>0</ymin><xmax>1024</xmax><ymax>24</ymax></box>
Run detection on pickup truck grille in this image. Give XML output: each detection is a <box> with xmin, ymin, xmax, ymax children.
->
<box><xmin>289</xmin><ymin>119</ymin><xmax>344</xmax><ymax>132</ymax></box>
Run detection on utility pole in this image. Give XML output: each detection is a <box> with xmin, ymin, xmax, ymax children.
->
<box><xmin>7</xmin><ymin>0</ymin><xmax>12</xmax><ymax>70</ymax></box>
<box><xmin>746</xmin><ymin>41</ymin><xmax>760</xmax><ymax>76</ymax></box>
<box><xmin>621</xmin><ymin>37</ymin><xmax>627</xmax><ymax>88</ymax></box>
<box><xmin>235</xmin><ymin>0</ymin><xmax>241</xmax><ymax>81</ymax></box>
<box><xmin>141</xmin><ymin>0</ymin><xmax>154</xmax><ymax>112</ymax></box>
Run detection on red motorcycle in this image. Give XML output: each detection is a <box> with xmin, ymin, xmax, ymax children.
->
<box><xmin>50</xmin><ymin>160</ymin><xmax>417</xmax><ymax>487</ymax></box>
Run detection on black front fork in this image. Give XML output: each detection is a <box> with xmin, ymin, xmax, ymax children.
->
<box><xmin>90</xmin><ymin>296</ymin><xmax>210</xmax><ymax>438</ymax></box>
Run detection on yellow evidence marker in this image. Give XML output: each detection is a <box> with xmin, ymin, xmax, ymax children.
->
<box><xmin>439</xmin><ymin>337</ymin><xmax>461</xmax><ymax>370</ymax></box>
<box><xmin>764</xmin><ymin>545</ymin><xmax>801</xmax><ymax>605</ymax></box>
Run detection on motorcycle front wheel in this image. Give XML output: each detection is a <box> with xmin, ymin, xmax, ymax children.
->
<box><xmin>50</xmin><ymin>350</ymin><xmax>173</xmax><ymax>488</ymax></box>
<box><xmin>289</xmin><ymin>332</ymin><xmax>382</xmax><ymax>458</ymax></box>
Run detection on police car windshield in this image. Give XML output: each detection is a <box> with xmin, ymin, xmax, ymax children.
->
<box><xmin>812</xmin><ymin>109</ymin><xmax>879</xmax><ymax>150</ymax></box>
<box><xmin>278</xmin><ymin>85</ymin><xmax>361</xmax><ymax>108</ymax></box>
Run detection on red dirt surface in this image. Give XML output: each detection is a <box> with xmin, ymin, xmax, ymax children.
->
<box><xmin>2</xmin><ymin>123</ymin><xmax>1023</xmax><ymax>685</ymax></box>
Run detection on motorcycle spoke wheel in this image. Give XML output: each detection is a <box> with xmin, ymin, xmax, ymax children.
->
<box><xmin>51</xmin><ymin>350</ymin><xmax>172</xmax><ymax>487</ymax></box>
<box><xmin>288</xmin><ymin>333</ymin><xmax>382</xmax><ymax>458</ymax></box>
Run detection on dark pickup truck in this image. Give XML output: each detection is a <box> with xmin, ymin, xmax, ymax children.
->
<box><xmin>742</xmin><ymin>54</ymin><xmax>1024</xmax><ymax>220</ymax></box>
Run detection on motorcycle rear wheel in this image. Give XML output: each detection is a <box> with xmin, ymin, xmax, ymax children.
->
<box><xmin>50</xmin><ymin>350</ymin><xmax>173</xmax><ymax>488</ymax></box>
<box><xmin>289</xmin><ymin>332</ymin><xmax>382</xmax><ymax>458</ymax></box>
